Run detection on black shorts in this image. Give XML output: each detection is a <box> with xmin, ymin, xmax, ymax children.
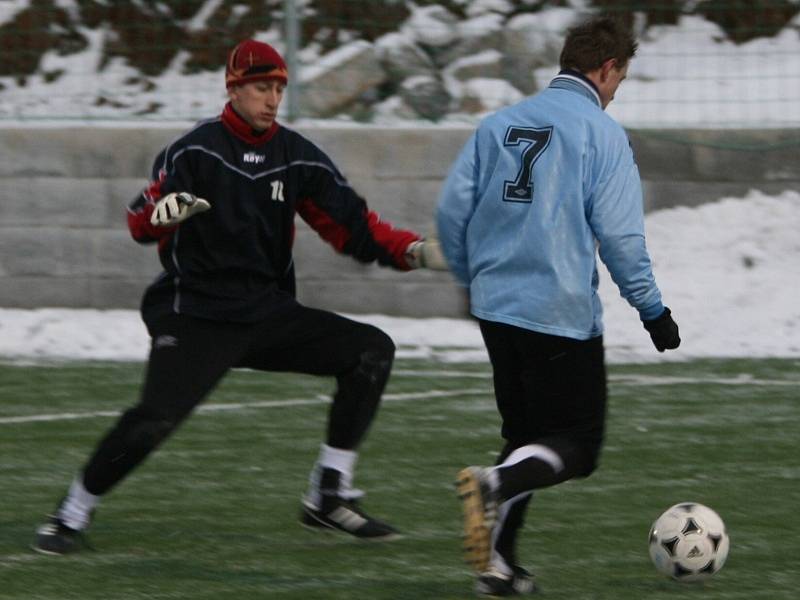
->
<box><xmin>478</xmin><ymin>319</ymin><xmax>607</xmax><ymax>452</ymax></box>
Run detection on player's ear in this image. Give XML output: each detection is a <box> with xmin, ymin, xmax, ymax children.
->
<box><xmin>599</xmin><ymin>58</ymin><xmax>617</xmax><ymax>82</ymax></box>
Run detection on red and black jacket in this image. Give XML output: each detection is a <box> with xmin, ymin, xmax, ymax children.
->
<box><xmin>127</xmin><ymin>103</ymin><xmax>420</xmax><ymax>324</ymax></box>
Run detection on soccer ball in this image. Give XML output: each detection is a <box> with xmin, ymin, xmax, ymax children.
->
<box><xmin>648</xmin><ymin>502</ymin><xmax>730</xmax><ymax>582</ymax></box>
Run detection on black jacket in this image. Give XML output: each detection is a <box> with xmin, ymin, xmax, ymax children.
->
<box><xmin>127</xmin><ymin>103</ymin><xmax>420</xmax><ymax>324</ymax></box>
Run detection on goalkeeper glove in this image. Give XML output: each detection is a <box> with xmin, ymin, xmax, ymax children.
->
<box><xmin>643</xmin><ymin>307</ymin><xmax>681</xmax><ymax>352</ymax></box>
<box><xmin>150</xmin><ymin>192</ymin><xmax>211</xmax><ymax>227</ymax></box>
<box><xmin>405</xmin><ymin>239</ymin><xmax>448</xmax><ymax>270</ymax></box>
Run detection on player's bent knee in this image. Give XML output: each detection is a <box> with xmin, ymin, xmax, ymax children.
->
<box><xmin>345</xmin><ymin>326</ymin><xmax>395</xmax><ymax>388</ymax></box>
<box><xmin>363</xmin><ymin>326</ymin><xmax>395</xmax><ymax>362</ymax></box>
<box><xmin>353</xmin><ymin>348</ymin><xmax>392</xmax><ymax>394</ymax></box>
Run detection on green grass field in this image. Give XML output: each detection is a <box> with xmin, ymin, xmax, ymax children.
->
<box><xmin>1</xmin><ymin>357</ymin><xmax>798</xmax><ymax>599</ymax></box>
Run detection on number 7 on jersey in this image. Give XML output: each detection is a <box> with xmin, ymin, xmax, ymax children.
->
<box><xmin>503</xmin><ymin>126</ymin><xmax>553</xmax><ymax>203</ymax></box>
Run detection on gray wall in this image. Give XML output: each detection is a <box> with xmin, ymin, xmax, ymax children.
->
<box><xmin>1</xmin><ymin>127</ymin><xmax>798</xmax><ymax>316</ymax></box>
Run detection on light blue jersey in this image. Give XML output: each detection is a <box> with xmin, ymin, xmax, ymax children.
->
<box><xmin>436</xmin><ymin>73</ymin><xmax>664</xmax><ymax>340</ymax></box>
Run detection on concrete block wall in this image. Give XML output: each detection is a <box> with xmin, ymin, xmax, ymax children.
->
<box><xmin>631</xmin><ymin>129</ymin><xmax>800</xmax><ymax>212</ymax></box>
<box><xmin>1</xmin><ymin>127</ymin><xmax>798</xmax><ymax>316</ymax></box>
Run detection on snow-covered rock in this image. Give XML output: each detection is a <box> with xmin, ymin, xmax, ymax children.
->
<box><xmin>300</xmin><ymin>40</ymin><xmax>387</xmax><ymax>118</ymax></box>
<box><xmin>502</xmin><ymin>8</ymin><xmax>580</xmax><ymax>94</ymax></box>
<box><xmin>399</xmin><ymin>74</ymin><xmax>452</xmax><ymax>120</ymax></box>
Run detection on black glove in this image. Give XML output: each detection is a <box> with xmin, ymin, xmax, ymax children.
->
<box><xmin>643</xmin><ymin>307</ymin><xmax>681</xmax><ymax>352</ymax></box>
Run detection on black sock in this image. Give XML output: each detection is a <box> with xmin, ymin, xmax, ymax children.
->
<box><xmin>497</xmin><ymin>456</ymin><xmax>573</xmax><ymax>500</ymax></box>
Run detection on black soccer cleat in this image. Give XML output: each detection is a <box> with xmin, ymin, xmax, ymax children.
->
<box><xmin>32</xmin><ymin>516</ymin><xmax>87</xmax><ymax>556</ymax></box>
<box><xmin>457</xmin><ymin>466</ymin><xmax>498</xmax><ymax>573</ymax></box>
<box><xmin>300</xmin><ymin>498</ymin><xmax>401</xmax><ymax>540</ymax></box>
<box><xmin>475</xmin><ymin>565</ymin><xmax>538</xmax><ymax>597</ymax></box>
<box><xmin>301</xmin><ymin>466</ymin><xmax>400</xmax><ymax>540</ymax></box>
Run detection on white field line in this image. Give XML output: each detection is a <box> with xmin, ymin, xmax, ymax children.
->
<box><xmin>609</xmin><ymin>374</ymin><xmax>799</xmax><ymax>386</ymax></box>
<box><xmin>1</xmin><ymin>370</ymin><xmax>796</xmax><ymax>426</ymax></box>
<box><xmin>397</xmin><ymin>369</ymin><xmax>798</xmax><ymax>387</ymax></box>
<box><xmin>0</xmin><ymin>388</ymin><xmax>493</xmax><ymax>426</ymax></box>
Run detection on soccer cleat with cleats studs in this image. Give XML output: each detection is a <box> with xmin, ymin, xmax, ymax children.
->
<box><xmin>475</xmin><ymin>565</ymin><xmax>537</xmax><ymax>597</ymax></box>
<box><xmin>300</xmin><ymin>497</ymin><xmax>401</xmax><ymax>540</ymax></box>
<box><xmin>32</xmin><ymin>516</ymin><xmax>91</xmax><ymax>556</ymax></box>
<box><xmin>457</xmin><ymin>466</ymin><xmax>499</xmax><ymax>573</ymax></box>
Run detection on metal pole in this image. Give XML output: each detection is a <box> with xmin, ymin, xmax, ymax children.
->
<box><xmin>284</xmin><ymin>0</ymin><xmax>301</xmax><ymax>122</ymax></box>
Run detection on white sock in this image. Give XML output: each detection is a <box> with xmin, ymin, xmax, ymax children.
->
<box><xmin>305</xmin><ymin>444</ymin><xmax>359</xmax><ymax>508</ymax></box>
<box><xmin>56</xmin><ymin>476</ymin><xmax>100</xmax><ymax>531</ymax></box>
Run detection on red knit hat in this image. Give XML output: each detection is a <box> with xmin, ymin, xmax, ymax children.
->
<box><xmin>225</xmin><ymin>39</ymin><xmax>288</xmax><ymax>88</ymax></box>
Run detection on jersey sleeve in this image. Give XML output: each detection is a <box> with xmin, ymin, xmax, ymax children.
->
<box><xmin>435</xmin><ymin>132</ymin><xmax>479</xmax><ymax>286</ymax></box>
<box><xmin>588</xmin><ymin>135</ymin><xmax>663</xmax><ymax>320</ymax></box>
<box><xmin>126</xmin><ymin>145</ymin><xmax>193</xmax><ymax>244</ymax></box>
<box><xmin>295</xmin><ymin>146</ymin><xmax>421</xmax><ymax>270</ymax></box>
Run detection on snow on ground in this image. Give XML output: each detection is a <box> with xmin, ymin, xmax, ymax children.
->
<box><xmin>600</xmin><ymin>189</ymin><xmax>800</xmax><ymax>363</ymax></box>
<box><xmin>1</xmin><ymin>190</ymin><xmax>797</xmax><ymax>364</ymax></box>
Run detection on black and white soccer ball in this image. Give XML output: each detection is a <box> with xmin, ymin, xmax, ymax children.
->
<box><xmin>648</xmin><ymin>502</ymin><xmax>730</xmax><ymax>582</ymax></box>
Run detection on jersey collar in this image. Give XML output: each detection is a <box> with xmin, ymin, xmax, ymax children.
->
<box><xmin>221</xmin><ymin>102</ymin><xmax>280</xmax><ymax>145</ymax></box>
<box><xmin>549</xmin><ymin>69</ymin><xmax>602</xmax><ymax>108</ymax></box>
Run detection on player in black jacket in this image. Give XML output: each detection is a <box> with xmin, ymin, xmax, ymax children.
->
<box><xmin>34</xmin><ymin>39</ymin><xmax>443</xmax><ymax>554</ymax></box>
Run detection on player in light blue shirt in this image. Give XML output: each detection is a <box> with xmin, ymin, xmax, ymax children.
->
<box><xmin>444</xmin><ymin>16</ymin><xmax>681</xmax><ymax>597</ymax></box>
<box><xmin>439</xmin><ymin>49</ymin><xmax>663</xmax><ymax>338</ymax></box>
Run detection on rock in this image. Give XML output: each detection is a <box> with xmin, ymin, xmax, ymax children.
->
<box><xmin>375</xmin><ymin>32</ymin><xmax>436</xmax><ymax>82</ymax></box>
<box><xmin>300</xmin><ymin>40</ymin><xmax>387</xmax><ymax>118</ymax></box>
<box><xmin>502</xmin><ymin>8</ymin><xmax>579</xmax><ymax>94</ymax></box>
<box><xmin>457</xmin><ymin>77</ymin><xmax>524</xmax><ymax>114</ymax></box>
<box><xmin>399</xmin><ymin>74</ymin><xmax>451</xmax><ymax>120</ymax></box>
<box><xmin>402</xmin><ymin>5</ymin><xmax>460</xmax><ymax>48</ymax></box>
<box><xmin>437</xmin><ymin>13</ymin><xmax>505</xmax><ymax>67</ymax></box>
<box><xmin>444</xmin><ymin>49</ymin><xmax>505</xmax><ymax>84</ymax></box>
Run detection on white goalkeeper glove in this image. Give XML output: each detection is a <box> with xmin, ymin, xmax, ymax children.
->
<box><xmin>150</xmin><ymin>192</ymin><xmax>211</xmax><ymax>227</ymax></box>
<box><xmin>405</xmin><ymin>239</ymin><xmax>449</xmax><ymax>270</ymax></box>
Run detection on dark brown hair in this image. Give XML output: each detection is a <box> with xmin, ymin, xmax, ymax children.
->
<box><xmin>559</xmin><ymin>16</ymin><xmax>638</xmax><ymax>73</ymax></box>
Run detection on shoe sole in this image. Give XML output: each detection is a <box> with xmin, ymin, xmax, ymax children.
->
<box><xmin>31</xmin><ymin>544</ymin><xmax>67</xmax><ymax>556</ymax></box>
<box><xmin>456</xmin><ymin>467</ymin><xmax>492</xmax><ymax>573</ymax></box>
<box><xmin>299</xmin><ymin>509</ymin><xmax>403</xmax><ymax>542</ymax></box>
<box><xmin>475</xmin><ymin>574</ymin><xmax>538</xmax><ymax>597</ymax></box>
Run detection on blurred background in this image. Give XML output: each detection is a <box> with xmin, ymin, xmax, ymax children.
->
<box><xmin>1</xmin><ymin>0</ymin><xmax>799</xmax><ymax>128</ymax></box>
<box><xmin>1</xmin><ymin>0</ymin><xmax>798</xmax><ymax>316</ymax></box>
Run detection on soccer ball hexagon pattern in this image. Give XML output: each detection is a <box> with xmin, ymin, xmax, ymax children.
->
<box><xmin>648</xmin><ymin>502</ymin><xmax>730</xmax><ymax>582</ymax></box>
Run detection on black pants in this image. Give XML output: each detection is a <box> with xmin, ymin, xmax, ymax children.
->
<box><xmin>81</xmin><ymin>304</ymin><xmax>395</xmax><ymax>496</ymax></box>
<box><xmin>479</xmin><ymin>319</ymin><xmax>607</xmax><ymax>480</ymax></box>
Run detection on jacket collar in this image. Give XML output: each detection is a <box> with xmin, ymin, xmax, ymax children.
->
<box><xmin>549</xmin><ymin>69</ymin><xmax>602</xmax><ymax>108</ymax></box>
<box><xmin>221</xmin><ymin>102</ymin><xmax>280</xmax><ymax>145</ymax></box>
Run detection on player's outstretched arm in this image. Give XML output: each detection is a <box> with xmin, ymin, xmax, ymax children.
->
<box><xmin>150</xmin><ymin>192</ymin><xmax>211</xmax><ymax>227</ymax></box>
